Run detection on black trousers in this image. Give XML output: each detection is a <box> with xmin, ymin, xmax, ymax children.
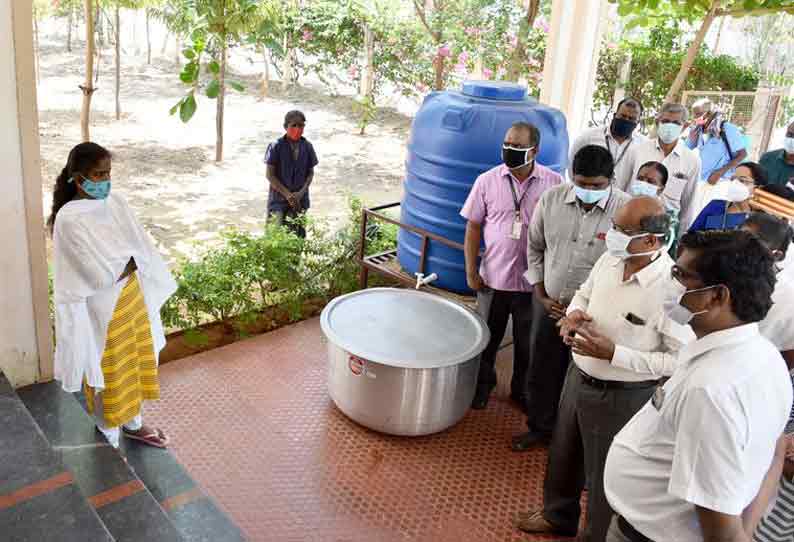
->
<box><xmin>525</xmin><ymin>295</ymin><xmax>571</xmax><ymax>434</ymax></box>
<box><xmin>268</xmin><ymin>208</ymin><xmax>307</xmax><ymax>238</ymax></box>
<box><xmin>543</xmin><ymin>364</ymin><xmax>657</xmax><ymax>542</ymax></box>
<box><xmin>475</xmin><ymin>289</ymin><xmax>532</xmax><ymax>401</ymax></box>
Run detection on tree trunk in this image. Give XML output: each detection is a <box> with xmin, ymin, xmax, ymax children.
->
<box><xmin>713</xmin><ymin>16</ymin><xmax>726</xmax><ymax>54</ymax></box>
<box><xmin>360</xmin><ymin>24</ymin><xmax>375</xmax><ymax>98</ymax></box>
<box><xmin>161</xmin><ymin>31</ymin><xmax>170</xmax><ymax>55</ymax></box>
<box><xmin>506</xmin><ymin>0</ymin><xmax>540</xmax><ymax>82</ymax></box>
<box><xmin>612</xmin><ymin>52</ymin><xmax>632</xmax><ymax>110</ymax></box>
<box><xmin>67</xmin><ymin>6</ymin><xmax>73</xmax><ymax>52</ymax></box>
<box><xmin>433</xmin><ymin>57</ymin><xmax>445</xmax><ymax>91</ymax></box>
<box><xmin>33</xmin><ymin>8</ymin><xmax>40</xmax><ymax>85</ymax></box>
<box><xmin>281</xmin><ymin>34</ymin><xmax>292</xmax><ymax>90</ymax></box>
<box><xmin>216</xmin><ymin>37</ymin><xmax>227</xmax><ymax>162</ymax></box>
<box><xmin>664</xmin><ymin>1</ymin><xmax>721</xmax><ymax>103</ymax></box>
<box><xmin>175</xmin><ymin>35</ymin><xmax>181</xmax><ymax>67</ymax></box>
<box><xmin>260</xmin><ymin>48</ymin><xmax>270</xmax><ymax>98</ymax></box>
<box><xmin>95</xmin><ymin>3</ymin><xmax>104</xmax><ymax>47</ymax></box>
<box><xmin>145</xmin><ymin>9</ymin><xmax>152</xmax><ymax>65</ymax></box>
<box><xmin>81</xmin><ymin>0</ymin><xmax>96</xmax><ymax>142</ymax></box>
<box><xmin>115</xmin><ymin>6</ymin><xmax>121</xmax><ymax>120</ymax></box>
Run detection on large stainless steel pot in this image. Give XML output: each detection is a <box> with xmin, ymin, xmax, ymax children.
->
<box><xmin>320</xmin><ymin>288</ymin><xmax>490</xmax><ymax>436</ymax></box>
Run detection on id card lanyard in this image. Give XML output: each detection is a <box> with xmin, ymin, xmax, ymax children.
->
<box><xmin>508</xmin><ymin>175</ymin><xmax>529</xmax><ymax>240</ymax></box>
<box><xmin>605</xmin><ymin>128</ymin><xmax>633</xmax><ymax>167</ymax></box>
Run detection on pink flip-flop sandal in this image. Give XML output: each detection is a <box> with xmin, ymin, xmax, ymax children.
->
<box><xmin>123</xmin><ymin>426</ymin><xmax>169</xmax><ymax>448</ymax></box>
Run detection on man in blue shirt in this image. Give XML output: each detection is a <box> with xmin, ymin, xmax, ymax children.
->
<box><xmin>264</xmin><ymin>110</ymin><xmax>319</xmax><ymax>238</ymax></box>
<box><xmin>686</xmin><ymin>99</ymin><xmax>747</xmax><ymax>185</ymax></box>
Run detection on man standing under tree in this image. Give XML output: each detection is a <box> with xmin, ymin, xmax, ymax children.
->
<box><xmin>687</xmin><ymin>98</ymin><xmax>747</xmax><ymax>185</ymax></box>
<box><xmin>569</xmin><ymin>97</ymin><xmax>646</xmax><ymax>192</ymax></box>
<box><xmin>265</xmin><ymin>110</ymin><xmax>318</xmax><ymax>238</ymax></box>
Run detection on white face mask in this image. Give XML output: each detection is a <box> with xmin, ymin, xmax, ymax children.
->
<box><xmin>630</xmin><ymin>180</ymin><xmax>660</xmax><ymax>198</ymax></box>
<box><xmin>662</xmin><ymin>277</ymin><xmax>717</xmax><ymax>325</ymax></box>
<box><xmin>784</xmin><ymin>137</ymin><xmax>794</xmax><ymax>154</ymax></box>
<box><xmin>721</xmin><ymin>179</ymin><xmax>752</xmax><ymax>203</ymax></box>
<box><xmin>658</xmin><ymin>122</ymin><xmax>683</xmax><ymax>145</ymax></box>
<box><xmin>605</xmin><ymin>228</ymin><xmax>664</xmax><ymax>260</ymax></box>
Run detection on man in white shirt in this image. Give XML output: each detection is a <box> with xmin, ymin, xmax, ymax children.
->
<box><xmin>515</xmin><ymin>196</ymin><xmax>693</xmax><ymax>542</ymax></box>
<box><xmin>604</xmin><ymin>229</ymin><xmax>792</xmax><ymax>542</ymax></box>
<box><xmin>569</xmin><ymin>97</ymin><xmax>647</xmax><ymax>192</ymax></box>
<box><xmin>739</xmin><ymin>213</ymin><xmax>794</xmax><ymax>542</ymax></box>
<box><xmin>631</xmin><ymin>103</ymin><xmax>702</xmax><ymax>232</ymax></box>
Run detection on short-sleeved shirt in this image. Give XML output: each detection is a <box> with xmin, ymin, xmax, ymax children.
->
<box><xmin>264</xmin><ymin>136</ymin><xmax>319</xmax><ymax>212</ymax></box>
<box><xmin>759</xmin><ymin>273</ymin><xmax>794</xmax><ymax>352</ymax></box>
<box><xmin>686</xmin><ymin>122</ymin><xmax>745</xmax><ymax>181</ymax></box>
<box><xmin>569</xmin><ymin>126</ymin><xmax>647</xmax><ymax>192</ymax></box>
<box><xmin>568</xmin><ymin>251</ymin><xmax>693</xmax><ymax>382</ymax></box>
<box><xmin>760</xmin><ymin>149</ymin><xmax>794</xmax><ymax>187</ymax></box>
<box><xmin>525</xmin><ymin>183</ymin><xmax>631</xmax><ymax>302</ymax></box>
<box><xmin>460</xmin><ymin>163</ymin><xmax>562</xmax><ymax>292</ymax></box>
<box><xmin>632</xmin><ymin>139</ymin><xmax>702</xmax><ymax>232</ymax></box>
<box><xmin>604</xmin><ymin>323</ymin><xmax>792</xmax><ymax>542</ymax></box>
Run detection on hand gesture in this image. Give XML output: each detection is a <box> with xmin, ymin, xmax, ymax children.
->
<box><xmin>568</xmin><ymin>322</ymin><xmax>616</xmax><ymax>361</ymax></box>
<box><xmin>558</xmin><ymin>309</ymin><xmax>592</xmax><ymax>339</ymax></box>
<box><xmin>467</xmin><ymin>271</ymin><xmax>485</xmax><ymax>291</ymax></box>
<box><xmin>539</xmin><ymin>294</ymin><xmax>566</xmax><ymax>320</ymax></box>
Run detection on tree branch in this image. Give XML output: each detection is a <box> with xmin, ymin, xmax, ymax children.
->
<box><xmin>413</xmin><ymin>0</ymin><xmax>440</xmax><ymax>42</ymax></box>
<box><xmin>716</xmin><ymin>5</ymin><xmax>794</xmax><ymax>17</ymax></box>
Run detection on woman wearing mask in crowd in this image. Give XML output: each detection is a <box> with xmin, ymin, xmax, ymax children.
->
<box><xmin>688</xmin><ymin>162</ymin><xmax>768</xmax><ymax>232</ymax></box>
<box><xmin>630</xmin><ymin>161</ymin><xmax>680</xmax><ymax>255</ymax></box>
<box><xmin>49</xmin><ymin>142</ymin><xmax>176</xmax><ymax>450</ymax></box>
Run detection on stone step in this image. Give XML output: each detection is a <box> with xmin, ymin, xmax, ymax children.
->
<box><xmin>0</xmin><ymin>372</ymin><xmax>114</xmax><ymax>542</ymax></box>
<box><xmin>18</xmin><ymin>381</ymin><xmax>244</xmax><ymax>542</ymax></box>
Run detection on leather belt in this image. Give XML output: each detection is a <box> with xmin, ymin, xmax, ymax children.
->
<box><xmin>617</xmin><ymin>516</ymin><xmax>654</xmax><ymax>542</ymax></box>
<box><xmin>578</xmin><ymin>369</ymin><xmax>658</xmax><ymax>390</ymax></box>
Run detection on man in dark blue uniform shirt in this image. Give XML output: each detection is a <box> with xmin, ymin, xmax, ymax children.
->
<box><xmin>264</xmin><ymin>110</ymin><xmax>319</xmax><ymax>237</ymax></box>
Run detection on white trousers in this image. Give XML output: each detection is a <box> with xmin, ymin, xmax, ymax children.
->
<box><xmin>91</xmin><ymin>390</ymin><xmax>143</xmax><ymax>448</ymax></box>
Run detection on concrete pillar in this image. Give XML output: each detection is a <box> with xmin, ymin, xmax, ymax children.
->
<box><xmin>541</xmin><ymin>0</ymin><xmax>610</xmax><ymax>136</ymax></box>
<box><xmin>0</xmin><ymin>1</ymin><xmax>53</xmax><ymax>387</ymax></box>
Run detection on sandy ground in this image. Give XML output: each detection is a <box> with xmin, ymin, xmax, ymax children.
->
<box><xmin>36</xmin><ymin>24</ymin><xmax>413</xmax><ymax>261</ymax></box>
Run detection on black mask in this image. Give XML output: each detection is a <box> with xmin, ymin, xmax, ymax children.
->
<box><xmin>610</xmin><ymin>117</ymin><xmax>638</xmax><ymax>139</ymax></box>
<box><xmin>502</xmin><ymin>145</ymin><xmax>534</xmax><ymax>170</ymax></box>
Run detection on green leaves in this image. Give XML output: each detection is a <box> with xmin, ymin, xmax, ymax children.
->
<box><xmin>159</xmin><ymin>197</ymin><xmax>397</xmax><ymax>334</ymax></box>
<box><xmin>169</xmin><ymin>93</ymin><xmax>197</xmax><ymax>123</ymax></box>
<box><xmin>206</xmin><ymin>79</ymin><xmax>220</xmax><ymax>98</ymax></box>
<box><xmin>228</xmin><ymin>81</ymin><xmax>245</xmax><ymax>92</ymax></box>
<box><xmin>179</xmin><ymin>94</ymin><xmax>197</xmax><ymax>122</ymax></box>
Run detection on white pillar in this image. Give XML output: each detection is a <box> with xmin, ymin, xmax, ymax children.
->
<box><xmin>0</xmin><ymin>1</ymin><xmax>53</xmax><ymax>387</ymax></box>
<box><xmin>541</xmin><ymin>0</ymin><xmax>610</xmax><ymax>137</ymax></box>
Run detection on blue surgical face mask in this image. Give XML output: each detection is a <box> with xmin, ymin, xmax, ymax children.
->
<box><xmin>574</xmin><ymin>185</ymin><xmax>610</xmax><ymax>205</ymax></box>
<box><xmin>630</xmin><ymin>180</ymin><xmax>660</xmax><ymax>198</ymax></box>
<box><xmin>79</xmin><ymin>176</ymin><xmax>112</xmax><ymax>200</ymax></box>
<box><xmin>657</xmin><ymin>122</ymin><xmax>683</xmax><ymax>144</ymax></box>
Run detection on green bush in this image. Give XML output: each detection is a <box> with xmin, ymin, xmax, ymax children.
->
<box><xmin>159</xmin><ymin>197</ymin><xmax>398</xmax><ymax>338</ymax></box>
<box><xmin>594</xmin><ymin>22</ymin><xmax>760</xmax><ymax>120</ymax></box>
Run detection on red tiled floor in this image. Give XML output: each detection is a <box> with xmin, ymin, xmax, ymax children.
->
<box><xmin>145</xmin><ymin>318</ymin><xmax>580</xmax><ymax>542</ymax></box>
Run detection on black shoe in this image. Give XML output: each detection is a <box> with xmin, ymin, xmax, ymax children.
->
<box><xmin>511</xmin><ymin>431</ymin><xmax>551</xmax><ymax>452</ymax></box>
<box><xmin>509</xmin><ymin>393</ymin><xmax>528</xmax><ymax>414</ymax></box>
<box><xmin>471</xmin><ymin>388</ymin><xmax>492</xmax><ymax>410</ymax></box>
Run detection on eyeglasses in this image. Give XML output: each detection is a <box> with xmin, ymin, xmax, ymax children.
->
<box><xmin>671</xmin><ymin>265</ymin><xmax>701</xmax><ymax>283</ymax></box>
<box><xmin>610</xmin><ymin>220</ymin><xmax>644</xmax><ymax>236</ymax></box>
<box><xmin>731</xmin><ymin>175</ymin><xmax>755</xmax><ymax>187</ymax></box>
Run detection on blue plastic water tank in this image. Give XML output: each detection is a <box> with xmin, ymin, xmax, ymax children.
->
<box><xmin>397</xmin><ymin>81</ymin><xmax>569</xmax><ymax>293</ymax></box>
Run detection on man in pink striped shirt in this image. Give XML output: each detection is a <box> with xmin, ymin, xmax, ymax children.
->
<box><xmin>461</xmin><ymin>121</ymin><xmax>563</xmax><ymax>411</ymax></box>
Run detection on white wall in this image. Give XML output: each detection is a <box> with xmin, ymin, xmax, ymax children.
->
<box><xmin>0</xmin><ymin>1</ymin><xmax>52</xmax><ymax>387</ymax></box>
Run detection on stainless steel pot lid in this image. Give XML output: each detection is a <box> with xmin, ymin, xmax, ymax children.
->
<box><xmin>320</xmin><ymin>288</ymin><xmax>490</xmax><ymax>369</ymax></box>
